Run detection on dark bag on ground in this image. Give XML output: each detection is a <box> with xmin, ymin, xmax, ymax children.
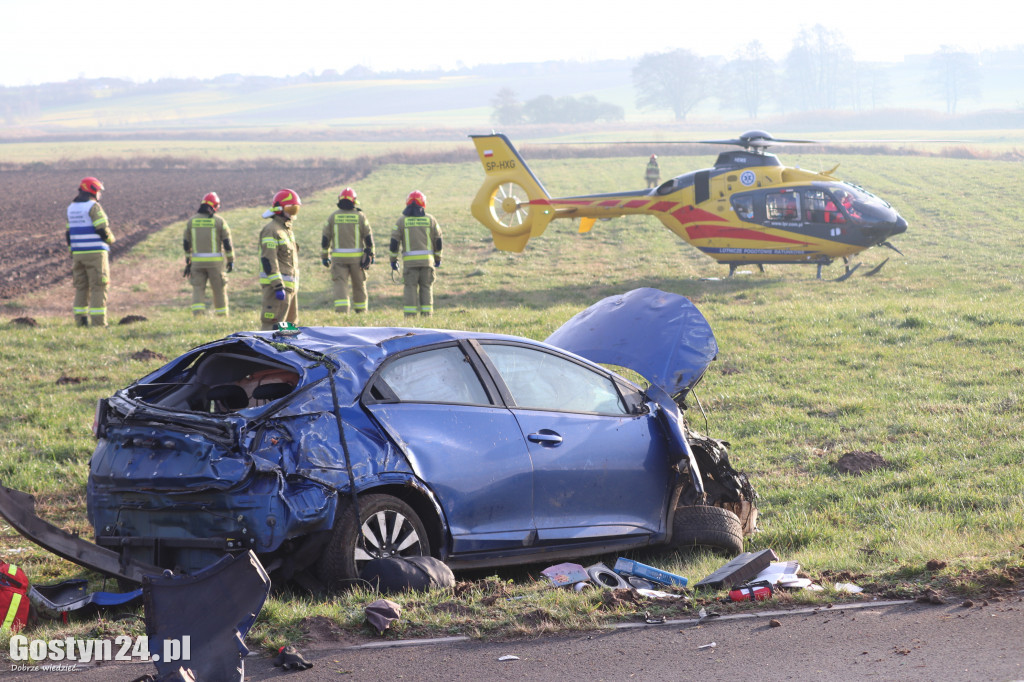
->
<box><xmin>359</xmin><ymin>556</ymin><xmax>454</xmax><ymax>593</ymax></box>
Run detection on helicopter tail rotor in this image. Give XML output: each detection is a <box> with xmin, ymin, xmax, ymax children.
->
<box><xmin>470</xmin><ymin>133</ymin><xmax>554</xmax><ymax>252</ymax></box>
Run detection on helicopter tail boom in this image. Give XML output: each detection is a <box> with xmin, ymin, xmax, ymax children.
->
<box><xmin>470</xmin><ymin>133</ymin><xmax>554</xmax><ymax>252</ymax></box>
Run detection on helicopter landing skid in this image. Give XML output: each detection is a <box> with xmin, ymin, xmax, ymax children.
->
<box><xmin>817</xmin><ymin>261</ymin><xmax>862</xmax><ymax>281</ymax></box>
<box><xmin>863</xmin><ymin>258</ymin><xmax>890</xmax><ymax>277</ymax></box>
<box><xmin>727</xmin><ymin>264</ymin><xmax>766</xmax><ymax>277</ymax></box>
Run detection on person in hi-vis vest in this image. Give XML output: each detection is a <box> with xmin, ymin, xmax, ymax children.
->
<box><xmin>182</xmin><ymin>192</ymin><xmax>234</xmax><ymax>316</ymax></box>
<box><xmin>390</xmin><ymin>191</ymin><xmax>442</xmax><ymax>317</ymax></box>
<box><xmin>66</xmin><ymin>177</ymin><xmax>115</xmax><ymax>327</ymax></box>
<box><xmin>259</xmin><ymin>189</ymin><xmax>301</xmax><ymax>330</ymax></box>
<box><xmin>321</xmin><ymin>187</ymin><xmax>374</xmax><ymax>313</ymax></box>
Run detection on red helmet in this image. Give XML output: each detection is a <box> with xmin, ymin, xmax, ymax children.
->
<box><xmin>272</xmin><ymin>189</ymin><xmax>301</xmax><ymax>217</ymax></box>
<box><xmin>202</xmin><ymin>192</ymin><xmax>221</xmax><ymax>211</ymax></box>
<box><xmin>339</xmin><ymin>187</ymin><xmax>358</xmax><ymax>203</ymax></box>
<box><xmin>80</xmin><ymin>177</ymin><xmax>104</xmax><ymax>195</ymax></box>
<box><xmin>650</xmin><ymin>154</ymin><xmax>657</xmax><ymax>160</ymax></box>
<box><xmin>406</xmin><ymin>190</ymin><xmax>426</xmax><ymax>208</ymax></box>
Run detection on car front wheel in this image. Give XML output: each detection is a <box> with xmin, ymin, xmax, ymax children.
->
<box><xmin>314</xmin><ymin>493</ymin><xmax>431</xmax><ymax>590</ymax></box>
<box><xmin>671</xmin><ymin>504</ymin><xmax>743</xmax><ymax>556</ymax></box>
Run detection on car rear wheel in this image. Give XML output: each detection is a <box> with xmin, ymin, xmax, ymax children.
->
<box><xmin>314</xmin><ymin>494</ymin><xmax>431</xmax><ymax>590</ymax></box>
<box><xmin>671</xmin><ymin>504</ymin><xmax>743</xmax><ymax>556</ymax></box>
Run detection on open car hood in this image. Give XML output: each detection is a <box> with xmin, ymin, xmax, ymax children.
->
<box><xmin>545</xmin><ymin>288</ymin><xmax>718</xmax><ymax>396</ymax></box>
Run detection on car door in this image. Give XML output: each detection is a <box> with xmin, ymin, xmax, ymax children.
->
<box><xmin>477</xmin><ymin>342</ymin><xmax>673</xmax><ymax>542</ymax></box>
<box><xmin>363</xmin><ymin>342</ymin><xmax>535</xmax><ymax>554</ymax></box>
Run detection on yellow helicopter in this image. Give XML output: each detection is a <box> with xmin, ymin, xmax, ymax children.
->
<box><xmin>469</xmin><ymin>131</ymin><xmax>907</xmax><ymax>280</ymax></box>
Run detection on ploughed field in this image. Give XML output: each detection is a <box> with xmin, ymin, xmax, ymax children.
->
<box><xmin>2</xmin><ymin>167</ymin><xmax>354</xmax><ymax>299</ymax></box>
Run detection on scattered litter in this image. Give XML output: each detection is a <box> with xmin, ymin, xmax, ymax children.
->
<box><xmin>541</xmin><ymin>562</ymin><xmax>588</xmax><ymax>588</ymax></box>
<box><xmin>777</xmin><ymin>576</ymin><xmax>813</xmax><ymax>589</ymax></box>
<box><xmin>273</xmin><ymin>645</ymin><xmax>313</xmax><ymax>671</ymax></box>
<box><xmin>614</xmin><ymin>557</ymin><xmax>687</xmax><ymax>588</ymax></box>
<box><xmin>10</xmin><ymin>317</ymin><xmax>38</xmax><ymax>327</ymax></box>
<box><xmin>752</xmin><ymin>560</ymin><xmax>800</xmax><ymax>585</ymax></box>
<box><xmin>728</xmin><ymin>580</ymin><xmax>773</xmax><ymax>602</ymax></box>
<box><xmin>118</xmin><ymin>315</ymin><xmax>148</xmax><ymax>325</ymax></box>
<box><xmin>364</xmin><ymin>599</ymin><xmax>402</xmax><ymax>634</ymax></box>
<box><xmin>636</xmin><ymin>589</ymin><xmax>685</xmax><ymax>600</ymax></box>
<box><xmin>573</xmin><ymin>581</ymin><xmax>592</xmax><ymax>592</ymax></box>
<box><xmin>644</xmin><ymin>612</ymin><xmax>666</xmax><ymax>624</ymax></box>
<box><xmin>695</xmin><ymin>549</ymin><xmax>778</xmax><ymax>589</ymax></box>
<box><xmin>587</xmin><ymin>562</ymin><xmax>631</xmax><ymax>589</ymax></box>
<box><xmin>769</xmin><ymin>619</ymin><xmax>782</xmax><ymax>628</ymax></box>
<box><xmin>834</xmin><ymin>582</ymin><xmax>864</xmax><ymax>594</ymax></box>
<box><xmin>698</xmin><ymin>642</ymin><xmax>717</xmax><ymax>650</ymax></box>
<box><xmin>498</xmin><ymin>655</ymin><xmax>520</xmax><ymax>662</ymax></box>
<box><xmin>627</xmin><ymin>576</ymin><xmax>656</xmax><ymax>590</ymax></box>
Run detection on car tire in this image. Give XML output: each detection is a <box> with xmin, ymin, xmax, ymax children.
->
<box><xmin>314</xmin><ymin>493</ymin><xmax>431</xmax><ymax>590</ymax></box>
<box><xmin>671</xmin><ymin>504</ymin><xmax>744</xmax><ymax>556</ymax></box>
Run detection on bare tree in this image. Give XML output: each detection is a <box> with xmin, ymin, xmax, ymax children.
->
<box><xmin>721</xmin><ymin>40</ymin><xmax>776</xmax><ymax>119</ymax></box>
<box><xmin>928</xmin><ymin>46</ymin><xmax>981</xmax><ymax>114</ymax></box>
<box><xmin>491</xmin><ymin>88</ymin><xmax>523</xmax><ymax>125</ymax></box>
<box><xmin>783</xmin><ymin>25</ymin><xmax>854</xmax><ymax>111</ymax></box>
<box><xmin>632</xmin><ymin>49</ymin><xmax>714</xmax><ymax>121</ymax></box>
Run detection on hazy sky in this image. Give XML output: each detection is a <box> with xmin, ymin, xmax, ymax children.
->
<box><xmin>2</xmin><ymin>0</ymin><xmax>1019</xmax><ymax>86</ymax></box>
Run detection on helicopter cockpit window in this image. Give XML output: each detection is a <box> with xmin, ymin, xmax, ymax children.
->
<box><xmin>831</xmin><ymin>186</ymin><xmax>864</xmax><ymax>220</ymax></box>
<box><xmin>765</xmin><ymin>191</ymin><xmax>800</xmax><ymax>222</ymax></box>
<box><xmin>732</xmin><ymin>195</ymin><xmax>756</xmax><ymax>222</ymax></box>
<box><xmin>802</xmin><ymin>189</ymin><xmax>845</xmax><ymax>224</ymax></box>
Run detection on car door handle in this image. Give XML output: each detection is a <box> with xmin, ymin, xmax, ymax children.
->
<box><xmin>527</xmin><ymin>430</ymin><xmax>562</xmax><ymax>445</ymax></box>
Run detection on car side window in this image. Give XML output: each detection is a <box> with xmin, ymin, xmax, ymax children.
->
<box><xmin>379</xmin><ymin>347</ymin><xmax>490</xmax><ymax>405</ymax></box>
<box><xmin>482</xmin><ymin>344</ymin><xmax>627</xmax><ymax>414</ymax></box>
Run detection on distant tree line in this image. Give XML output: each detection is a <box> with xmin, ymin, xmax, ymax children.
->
<box><xmin>491</xmin><ymin>89</ymin><xmax>623</xmax><ymax>125</ymax></box>
<box><xmin>630</xmin><ymin>25</ymin><xmax>984</xmax><ymax>119</ymax></box>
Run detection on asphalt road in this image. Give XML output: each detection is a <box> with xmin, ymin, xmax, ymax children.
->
<box><xmin>10</xmin><ymin>597</ymin><xmax>1023</xmax><ymax>681</ymax></box>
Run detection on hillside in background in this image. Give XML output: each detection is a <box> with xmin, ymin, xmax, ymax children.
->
<box><xmin>2</xmin><ymin>51</ymin><xmax>1024</xmax><ymax>138</ymax></box>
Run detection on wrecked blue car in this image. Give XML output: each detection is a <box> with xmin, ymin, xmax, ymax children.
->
<box><xmin>87</xmin><ymin>288</ymin><xmax>757</xmax><ymax>589</ymax></box>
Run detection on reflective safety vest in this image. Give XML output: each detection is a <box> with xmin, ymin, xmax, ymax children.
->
<box><xmin>393</xmin><ymin>215</ymin><xmax>439</xmax><ymax>265</ymax></box>
<box><xmin>327</xmin><ymin>212</ymin><xmax>363</xmax><ymax>260</ymax></box>
<box><xmin>0</xmin><ymin>561</ymin><xmax>29</xmax><ymax>633</ymax></box>
<box><xmin>186</xmin><ymin>215</ymin><xmax>230</xmax><ymax>263</ymax></box>
<box><xmin>259</xmin><ymin>218</ymin><xmax>298</xmax><ymax>290</ymax></box>
<box><xmin>67</xmin><ymin>200</ymin><xmax>109</xmax><ymax>254</ymax></box>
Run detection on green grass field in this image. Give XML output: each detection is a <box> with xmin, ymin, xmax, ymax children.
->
<box><xmin>1</xmin><ymin>146</ymin><xmax>1022</xmax><ymax>651</ymax></box>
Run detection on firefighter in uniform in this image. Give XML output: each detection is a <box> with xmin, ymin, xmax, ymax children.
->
<box><xmin>66</xmin><ymin>176</ymin><xmax>115</xmax><ymax>327</ymax></box>
<box><xmin>182</xmin><ymin>192</ymin><xmax>234</xmax><ymax>316</ymax></box>
<box><xmin>645</xmin><ymin>154</ymin><xmax>661</xmax><ymax>188</ymax></box>
<box><xmin>321</xmin><ymin>187</ymin><xmax>374</xmax><ymax>313</ymax></box>
<box><xmin>258</xmin><ymin>189</ymin><xmax>301</xmax><ymax>330</ymax></box>
<box><xmin>390</xmin><ymin>190</ymin><xmax>442</xmax><ymax>317</ymax></box>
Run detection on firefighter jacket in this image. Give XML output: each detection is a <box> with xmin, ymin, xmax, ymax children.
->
<box><xmin>183</xmin><ymin>213</ymin><xmax>233</xmax><ymax>265</ymax></box>
<box><xmin>322</xmin><ymin>209</ymin><xmax>373</xmax><ymax>262</ymax></box>
<box><xmin>645</xmin><ymin>159</ymin><xmax>660</xmax><ymax>181</ymax></box>
<box><xmin>259</xmin><ymin>215</ymin><xmax>298</xmax><ymax>291</ymax></box>
<box><xmin>390</xmin><ymin>214</ymin><xmax>442</xmax><ymax>268</ymax></box>
<box><xmin>66</xmin><ymin>200</ymin><xmax>114</xmax><ymax>254</ymax></box>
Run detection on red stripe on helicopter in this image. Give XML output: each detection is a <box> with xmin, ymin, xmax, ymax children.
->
<box><xmin>671</xmin><ymin>206</ymin><xmax>726</xmax><ymax>224</ymax></box>
<box><xmin>624</xmin><ymin>200</ymin><xmax>649</xmax><ymax>209</ymax></box>
<box><xmin>685</xmin><ymin>224</ymin><xmax>806</xmax><ymax>244</ymax></box>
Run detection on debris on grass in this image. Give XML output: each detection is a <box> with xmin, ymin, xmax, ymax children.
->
<box><xmin>10</xmin><ymin>317</ymin><xmax>38</xmax><ymax>327</ymax></box>
<box><xmin>130</xmin><ymin>348</ymin><xmax>166</xmax><ymax>361</ymax></box>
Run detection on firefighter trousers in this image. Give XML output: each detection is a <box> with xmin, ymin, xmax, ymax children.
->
<box><xmin>189</xmin><ymin>263</ymin><xmax>229</xmax><ymax>316</ymax></box>
<box><xmin>72</xmin><ymin>252</ymin><xmax>110</xmax><ymax>327</ymax></box>
<box><xmin>402</xmin><ymin>265</ymin><xmax>435</xmax><ymax>316</ymax></box>
<box><xmin>261</xmin><ymin>284</ymin><xmax>298</xmax><ymax>331</ymax></box>
<box><xmin>331</xmin><ymin>260</ymin><xmax>367</xmax><ymax>313</ymax></box>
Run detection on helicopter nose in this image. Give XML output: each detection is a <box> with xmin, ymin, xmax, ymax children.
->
<box><xmin>892</xmin><ymin>215</ymin><xmax>908</xmax><ymax>236</ymax></box>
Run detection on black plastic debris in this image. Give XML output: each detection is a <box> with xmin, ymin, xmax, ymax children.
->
<box><xmin>359</xmin><ymin>556</ymin><xmax>454</xmax><ymax>594</ymax></box>
<box><xmin>144</xmin><ymin>551</ymin><xmax>270</xmax><ymax>682</ymax></box>
<box><xmin>694</xmin><ymin>549</ymin><xmax>778</xmax><ymax>589</ymax></box>
<box><xmin>273</xmin><ymin>644</ymin><xmax>313</xmax><ymax>670</ymax></box>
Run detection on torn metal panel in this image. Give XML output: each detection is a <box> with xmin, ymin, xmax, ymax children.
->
<box><xmin>0</xmin><ymin>484</ymin><xmax>162</xmax><ymax>583</ymax></box>
<box><xmin>545</xmin><ymin>287</ymin><xmax>718</xmax><ymax>397</ymax></box>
